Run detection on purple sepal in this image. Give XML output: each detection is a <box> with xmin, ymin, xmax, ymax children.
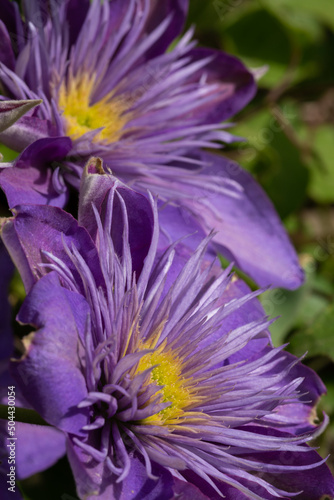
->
<box><xmin>187</xmin><ymin>48</ymin><xmax>256</xmax><ymax>122</ymax></box>
<box><xmin>265</xmin><ymin>349</ymin><xmax>327</xmax><ymax>435</ymax></box>
<box><xmin>158</xmin><ymin>199</ymin><xmax>208</xmax><ymax>255</ymax></box>
<box><xmin>182</xmin><ymin>451</ymin><xmax>334</xmax><ymax>500</ymax></box>
<box><xmin>15</xmin><ymin>423</ymin><xmax>66</xmax><ymax>480</ymax></box>
<box><xmin>1</xmin><ymin>215</ymin><xmax>35</xmax><ymax>293</ymax></box>
<box><xmin>0</xmin><ymin>369</ymin><xmax>66</xmax><ymax>482</ymax></box>
<box><xmin>0</xmin><ymin>136</ymin><xmax>72</xmax><ymax>208</ymax></box>
<box><xmin>0</xmin><ymin>99</ymin><xmax>42</xmax><ymax>133</ymax></box>
<box><xmin>0</xmin><ymin>115</ymin><xmax>58</xmax><ymax>152</ymax></box>
<box><xmin>1</xmin><ymin>203</ymin><xmax>104</xmax><ymax>294</ymax></box>
<box><xmin>79</xmin><ymin>157</ymin><xmax>154</xmax><ymax>276</ymax></box>
<box><xmin>67</xmin><ymin>440</ymin><xmax>174</xmax><ymax>500</ymax></box>
<box><xmin>185</xmin><ymin>151</ymin><xmax>304</xmax><ymax>289</ymax></box>
<box><xmin>236</xmin><ymin>428</ymin><xmax>334</xmax><ymax>500</ymax></box>
<box><xmin>10</xmin><ymin>272</ymin><xmax>89</xmax><ymax>435</ymax></box>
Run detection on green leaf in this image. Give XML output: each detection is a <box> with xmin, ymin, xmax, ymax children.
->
<box><xmin>289</xmin><ymin>302</ymin><xmax>334</xmax><ymax>361</ymax></box>
<box><xmin>261</xmin><ymin>0</ymin><xmax>324</xmax><ymax>42</ymax></box>
<box><xmin>0</xmin><ymin>143</ymin><xmax>19</xmax><ymax>162</ymax></box>
<box><xmin>222</xmin><ymin>7</ymin><xmax>291</xmax><ymax>88</ymax></box>
<box><xmin>9</xmin><ymin>269</ymin><xmax>26</xmax><ymax>305</ymax></box>
<box><xmin>260</xmin><ymin>286</ymin><xmax>307</xmax><ymax>346</ymax></box>
<box><xmin>261</xmin><ymin>0</ymin><xmax>334</xmax><ymax>32</ymax></box>
<box><xmin>259</xmin><ymin>127</ymin><xmax>309</xmax><ymax>219</ymax></box>
<box><xmin>308</xmin><ymin>126</ymin><xmax>334</xmax><ymax>204</ymax></box>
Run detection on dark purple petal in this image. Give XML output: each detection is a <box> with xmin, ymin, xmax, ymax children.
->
<box><xmin>184</xmin><ymin>151</ymin><xmax>304</xmax><ymax>289</ymax></box>
<box><xmin>0</xmin><ymin>473</ymin><xmax>22</xmax><ymax>500</ymax></box>
<box><xmin>172</xmin><ymin>477</ymin><xmax>211</xmax><ymax>499</ymax></box>
<box><xmin>15</xmin><ymin>423</ymin><xmax>66</xmax><ymax>479</ymax></box>
<box><xmin>10</xmin><ymin>272</ymin><xmax>89</xmax><ymax>434</ymax></box>
<box><xmin>65</xmin><ymin>0</ymin><xmax>91</xmax><ymax>47</ymax></box>
<box><xmin>0</xmin><ymin>136</ymin><xmax>72</xmax><ymax>207</ymax></box>
<box><xmin>0</xmin><ymin>99</ymin><xmax>42</xmax><ymax>133</ymax></box>
<box><xmin>79</xmin><ymin>158</ymin><xmax>154</xmax><ymax>276</ymax></box>
<box><xmin>144</xmin><ymin>0</ymin><xmax>189</xmax><ymax>59</ymax></box>
<box><xmin>235</xmin><ymin>429</ymin><xmax>334</xmax><ymax>500</ymax></box>
<box><xmin>180</xmin><ymin>471</ymin><xmax>255</xmax><ymax>500</ymax></box>
<box><xmin>0</xmin><ymin>0</ymin><xmax>18</xmax><ymax>36</ymax></box>
<box><xmin>267</xmin><ymin>448</ymin><xmax>334</xmax><ymax>500</ymax></box>
<box><xmin>0</xmin><ymin>21</ymin><xmax>15</xmax><ymax>69</ymax></box>
<box><xmin>1</xmin><ymin>203</ymin><xmax>104</xmax><ymax>294</ymax></box>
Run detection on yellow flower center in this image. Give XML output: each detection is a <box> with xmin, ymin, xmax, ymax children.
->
<box><xmin>137</xmin><ymin>340</ymin><xmax>201</xmax><ymax>426</ymax></box>
<box><xmin>58</xmin><ymin>73</ymin><xmax>127</xmax><ymax>143</ymax></box>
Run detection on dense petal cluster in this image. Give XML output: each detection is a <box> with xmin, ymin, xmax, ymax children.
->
<box><xmin>2</xmin><ymin>163</ymin><xmax>333</xmax><ymax>499</ymax></box>
<box><xmin>0</xmin><ymin>0</ymin><xmax>303</xmax><ymax>289</ymax></box>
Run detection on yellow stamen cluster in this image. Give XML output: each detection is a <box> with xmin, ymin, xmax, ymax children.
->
<box><xmin>58</xmin><ymin>73</ymin><xmax>127</xmax><ymax>143</ymax></box>
<box><xmin>137</xmin><ymin>339</ymin><xmax>201</xmax><ymax>426</ymax></box>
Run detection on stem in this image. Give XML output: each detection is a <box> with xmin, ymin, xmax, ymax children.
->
<box><xmin>0</xmin><ymin>404</ymin><xmax>50</xmax><ymax>426</ymax></box>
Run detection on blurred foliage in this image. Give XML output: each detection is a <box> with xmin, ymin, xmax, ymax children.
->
<box><xmin>1</xmin><ymin>0</ymin><xmax>334</xmax><ymax>497</ymax></box>
<box><xmin>188</xmin><ymin>0</ymin><xmax>334</xmax><ymax>476</ymax></box>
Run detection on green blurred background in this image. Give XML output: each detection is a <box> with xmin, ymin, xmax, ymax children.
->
<box><xmin>1</xmin><ymin>0</ymin><xmax>334</xmax><ymax>498</ymax></box>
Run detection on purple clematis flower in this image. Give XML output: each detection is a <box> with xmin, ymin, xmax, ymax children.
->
<box><xmin>0</xmin><ymin>0</ymin><xmax>303</xmax><ymax>289</ymax></box>
<box><xmin>1</xmin><ymin>166</ymin><xmax>333</xmax><ymax>499</ymax></box>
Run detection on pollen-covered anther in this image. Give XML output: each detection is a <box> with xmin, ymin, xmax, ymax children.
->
<box><xmin>136</xmin><ymin>342</ymin><xmax>203</xmax><ymax>425</ymax></box>
<box><xmin>58</xmin><ymin>72</ymin><xmax>128</xmax><ymax>143</ymax></box>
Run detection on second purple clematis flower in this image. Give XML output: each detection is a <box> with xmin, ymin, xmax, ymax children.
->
<box><xmin>0</xmin><ymin>0</ymin><xmax>303</xmax><ymax>289</ymax></box>
<box><xmin>1</xmin><ymin>160</ymin><xmax>333</xmax><ymax>499</ymax></box>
